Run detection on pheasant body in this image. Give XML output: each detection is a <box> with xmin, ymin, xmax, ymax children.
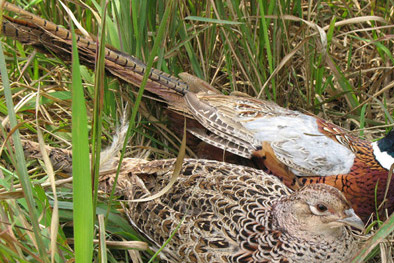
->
<box><xmin>100</xmin><ymin>158</ymin><xmax>363</xmax><ymax>263</ymax></box>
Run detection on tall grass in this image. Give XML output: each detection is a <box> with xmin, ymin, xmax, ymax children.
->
<box><xmin>0</xmin><ymin>0</ymin><xmax>393</xmax><ymax>262</ymax></box>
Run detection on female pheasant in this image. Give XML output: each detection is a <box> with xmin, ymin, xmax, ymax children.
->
<box><xmin>2</xmin><ymin>2</ymin><xmax>393</xmax><ymax>222</ymax></box>
<box><xmin>100</xmin><ymin>158</ymin><xmax>364</xmax><ymax>263</ymax></box>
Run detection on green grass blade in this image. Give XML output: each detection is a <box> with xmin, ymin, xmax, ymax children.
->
<box><xmin>70</xmin><ymin>23</ymin><xmax>94</xmax><ymax>263</ymax></box>
<box><xmin>131</xmin><ymin>0</ymin><xmax>141</xmax><ymax>58</ymax></box>
<box><xmin>325</xmin><ymin>55</ymin><xmax>360</xmax><ymax>111</ymax></box>
<box><xmin>147</xmin><ymin>216</ymin><xmax>185</xmax><ymax>263</ymax></box>
<box><xmin>258</xmin><ymin>0</ymin><xmax>275</xmax><ymax>99</ymax></box>
<box><xmin>185</xmin><ymin>16</ymin><xmax>243</xmax><ymax>25</ymax></box>
<box><xmin>91</xmin><ymin>0</ymin><xmax>108</xmax><ymax>221</ymax></box>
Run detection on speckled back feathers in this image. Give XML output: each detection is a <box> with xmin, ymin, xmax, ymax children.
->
<box><xmin>100</xmin><ymin>158</ymin><xmax>362</xmax><ymax>263</ymax></box>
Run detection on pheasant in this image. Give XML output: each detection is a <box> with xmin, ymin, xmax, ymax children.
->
<box><xmin>99</xmin><ymin>158</ymin><xmax>364</xmax><ymax>263</ymax></box>
<box><xmin>2</xmin><ymin>2</ymin><xmax>393</xmax><ymax>221</ymax></box>
<box><xmin>19</xmin><ymin>138</ymin><xmax>365</xmax><ymax>262</ymax></box>
<box><xmin>180</xmin><ymin>92</ymin><xmax>394</xmax><ymax>222</ymax></box>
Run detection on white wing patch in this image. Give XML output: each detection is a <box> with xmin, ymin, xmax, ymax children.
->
<box><xmin>184</xmin><ymin>93</ymin><xmax>355</xmax><ymax>177</ymax></box>
<box><xmin>243</xmin><ymin>115</ymin><xmax>355</xmax><ymax>176</ymax></box>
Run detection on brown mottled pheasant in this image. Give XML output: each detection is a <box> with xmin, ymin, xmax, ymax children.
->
<box><xmin>99</xmin><ymin>158</ymin><xmax>364</xmax><ymax>263</ymax></box>
<box><xmin>2</xmin><ymin>2</ymin><xmax>393</xmax><ymax>221</ymax></box>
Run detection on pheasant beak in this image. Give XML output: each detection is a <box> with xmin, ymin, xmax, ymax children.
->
<box><xmin>337</xmin><ymin>208</ymin><xmax>364</xmax><ymax>231</ymax></box>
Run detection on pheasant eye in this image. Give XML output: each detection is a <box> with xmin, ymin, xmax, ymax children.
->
<box><xmin>317</xmin><ymin>204</ymin><xmax>327</xmax><ymax>212</ymax></box>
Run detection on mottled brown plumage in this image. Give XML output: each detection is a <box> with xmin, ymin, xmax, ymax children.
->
<box><xmin>19</xmin><ymin>137</ymin><xmax>365</xmax><ymax>261</ymax></box>
<box><xmin>100</xmin><ymin>158</ymin><xmax>363</xmax><ymax>263</ymax></box>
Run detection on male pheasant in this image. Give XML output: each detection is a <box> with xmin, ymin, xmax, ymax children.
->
<box><xmin>180</xmin><ymin>92</ymin><xmax>394</xmax><ymax>222</ymax></box>
<box><xmin>2</xmin><ymin>2</ymin><xmax>393</xmax><ymax>221</ymax></box>
<box><xmin>99</xmin><ymin>158</ymin><xmax>364</xmax><ymax>263</ymax></box>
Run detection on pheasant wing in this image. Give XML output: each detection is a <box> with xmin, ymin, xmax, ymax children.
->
<box><xmin>185</xmin><ymin>92</ymin><xmax>355</xmax><ymax>177</ymax></box>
